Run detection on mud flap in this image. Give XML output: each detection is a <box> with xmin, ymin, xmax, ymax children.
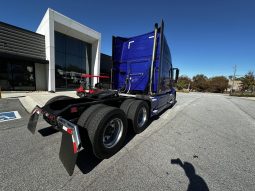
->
<box><xmin>57</xmin><ymin>117</ymin><xmax>81</xmax><ymax>176</ymax></box>
<box><xmin>27</xmin><ymin>106</ymin><xmax>41</xmax><ymax>134</ymax></box>
<box><xmin>59</xmin><ymin>131</ymin><xmax>79</xmax><ymax>176</ymax></box>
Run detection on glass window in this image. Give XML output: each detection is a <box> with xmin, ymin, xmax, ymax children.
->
<box><xmin>55</xmin><ymin>51</ymin><xmax>66</xmax><ymax>70</ymax></box>
<box><xmin>81</xmin><ymin>57</ymin><xmax>87</xmax><ymax>74</ymax></box>
<box><xmin>0</xmin><ymin>59</ymin><xmax>12</xmax><ymax>90</ymax></box>
<box><xmin>12</xmin><ymin>62</ymin><xmax>35</xmax><ymax>91</ymax></box>
<box><xmin>55</xmin><ymin>32</ymin><xmax>66</xmax><ymax>53</ymax></box>
<box><xmin>55</xmin><ymin>51</ymin><xmax>67</xmax><ymax>89</ymax></box>
<box><xmin>66</xmin><ymin>55</ymin><xmax>83</xmax><ymax>89</ymax></box>
<box><xmin>66</xmin><ymin>55</ymin><xmax>82</xmax><ymax>71</ymax></box>
<box><xmin>0</xmin><ymin>59</ymin><xmax>35</xmax><ymax>91</ymax></box>
<box><xmin>159</xmin><ymin>36</ymin><xmax>172</xmax><ymax>92</ymax></box>
<box><xmin>66</xmin><ymin>37</ymin><xmax>83</xmax><ymax>57</ymax></box>
<box><xmin>55</xmin><ymin>31</ymin><xmax>92</xmax><ymax>89</ymax></box>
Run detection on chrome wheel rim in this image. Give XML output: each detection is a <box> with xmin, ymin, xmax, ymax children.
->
<box><xmin>137</xmin><ymin>106</ymin><xmax>147</xmax><ymax>128</ymax></box>
<box><xmin>103</xmin><ymin>118</ymin><xmax>123</xmax><ymax>148</ymax></box>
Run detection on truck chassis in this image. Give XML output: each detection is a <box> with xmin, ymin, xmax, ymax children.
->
<box><xmin>28</xmin><ymin>90</ymin><xmax>176</xmax><ymax>175</ymax></box>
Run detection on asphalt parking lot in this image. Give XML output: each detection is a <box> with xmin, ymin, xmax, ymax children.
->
<box><xmin>0</xmin><ymin>92</ymin><xmax>255</xmax><ymax>191</ymax></box>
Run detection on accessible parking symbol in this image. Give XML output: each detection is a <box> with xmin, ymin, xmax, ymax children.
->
<box><xmin>0</xmin><ymin>111</ymin><xmax>21</xmax><ymax>122</ymax></box>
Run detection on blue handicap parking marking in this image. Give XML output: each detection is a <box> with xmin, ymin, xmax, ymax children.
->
<box><xmin>0</xmin><ymin>111</ymin><xmax>21</xmax><ymax>122</ymax></box>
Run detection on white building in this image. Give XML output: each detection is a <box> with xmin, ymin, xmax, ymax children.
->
<box><xmin>0</xmin><ymin>8</ymin><xmax>101</xmax><ymax>92</ymax></box>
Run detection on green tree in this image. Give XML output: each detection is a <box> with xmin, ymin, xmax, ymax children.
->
<box><xmin>208</xmin><ymin>76</ymin><xmax>229</xmax><ymax>93</ymax></box>
<box><xmin>177</xmin><ymin>75</ymin><xmax>192</xmax><ymax>90</ymax></box>
<box><xmin>192</xmin><ymin>74</ymin><xmax>208</xmax><ymax>92</ymax></box>
<box><xmin>240</xmin><ymin>71</ymin><xmax>255</xmax><ymax>92</ymax></box>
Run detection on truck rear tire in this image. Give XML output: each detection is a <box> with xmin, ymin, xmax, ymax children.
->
<box><xmin>77</xmin><ymin>104</ymin><xmax>105</xmax><ymax>128</ymax></box>
<box><xmin>127</xmin><ymin>100</ymin><xmax>149</xmax><ymax>134</ymax></box>
<box><xmin>120</xmin><ymin>99</ymin><xmax>135</xmax><ymax>115</ymax></box>
<box><xmin>86</xmin><ymin>106</ymin><xmax>128</xmax><ymax>159</ymax></box>
<box><xmin>77</xmin><ymin>104</ymin><xmax>106</xmax><ymax>148</ymax></box>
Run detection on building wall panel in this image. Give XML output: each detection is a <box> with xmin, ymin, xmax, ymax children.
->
<box><xmin>0</xmin><ymin>22</ymin><xmax>46</xmax><ymax>61</ymax></box>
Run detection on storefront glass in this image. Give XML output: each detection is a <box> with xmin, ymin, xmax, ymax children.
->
<box><xmin>0</xmin><ymin>58</ymin><xmax>35</xmax><ymax>91</ymax></box>
<box><xmin>55</xmin><ymin>31</ymin><xmax>92</xmax><ymax>90</ymax></box>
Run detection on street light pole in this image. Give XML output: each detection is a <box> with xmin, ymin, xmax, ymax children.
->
<box><xmin>231</xmin><ymin>65</ymin><xmax>237</xmax><ymax>94</ymax></box>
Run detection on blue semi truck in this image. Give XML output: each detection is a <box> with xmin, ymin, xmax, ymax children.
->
<box><xmin>27</xmin><ymin>20</ymin><xmax>179</xmax><ymax>175</ymax></box>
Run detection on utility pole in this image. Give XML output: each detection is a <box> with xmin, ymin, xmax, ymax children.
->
<box><xmin>231</xmin><ymin>65</ymin><xmax>237</xmax><ymax>94</ymax></box>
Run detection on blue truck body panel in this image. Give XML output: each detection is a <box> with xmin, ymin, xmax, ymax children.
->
<box><xmin>150</xmin><ymin>87</ymin><xmax>176</xmax><ymax>117</ymax></box>
<box><xmin>112</xmin><ymin>26</ymin><xmax>173</xmax><ymax>95</ymax></box>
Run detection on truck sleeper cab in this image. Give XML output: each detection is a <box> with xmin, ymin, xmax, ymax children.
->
<box><xmin>27</xmin><ymin>20</ymin><xmax>179</xmax><ymax>176</ymax></box>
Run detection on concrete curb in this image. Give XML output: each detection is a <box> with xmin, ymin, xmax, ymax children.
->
<box><xmin>242</xmin><ymin>97</ymin><xmax>255</xmax><ymax>101</ymax></box>
<box><xmin>19</xmin><ymin>96</ymin><xmax>40</xmax><ymax>113</ymax></box>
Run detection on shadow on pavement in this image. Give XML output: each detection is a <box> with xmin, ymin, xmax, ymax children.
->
<box><xmin>75</xmin><ymin>128</ymin><xmax>103</xmax><ymax>174</ymax></box>
<box><xmin>171</xmin><ymin>158</ymin><xmax>209</xmax><ymax>191</ymax></box>
<box><xmin>123</xmin><ymin>101</ymin><xmax>177</xmax><ymax>147</ymax></box>
<box><xmin>75</xmin><ymin>127</ymin><xmax>137</xmax><ymax>174</ymax></box>
<box><xmin>76</xmin><ymin>148</ymin><xmax>102</xmax><ymax>174</ymax></box>
<box><xmin>5</xmin><ymin>96</ymin><xmax>26</xmax><ymax>99</ymax></box>
<box><xmin>38</xmin><ymin>126</ymin><xmax>59</xmax><ymax>136</ymax></box>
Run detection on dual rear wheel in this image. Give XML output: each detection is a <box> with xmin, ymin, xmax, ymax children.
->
<box><xmin>77</xmin><ymin>99</ymin><xmax>149</xmax><ymax>159</ymax></box>
<box><xmin>78</xmin><ymin>105</ymin><xmax>127</xmax><ymax>159</ymax></box>
<box><xmin>121</xmin><ymin>99</ymin><xmax>149</xmax><ymax>134</ymax></box>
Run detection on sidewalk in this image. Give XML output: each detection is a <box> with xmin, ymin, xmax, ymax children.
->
<box><xmin>1</xmin><ymin>91</ymin><xmax>78</xmax><ymax>113</ymax></box>
<box><xmin>243</xmin><ymin>97</ymin><xmax>255</xmax><ymax>101</ymax></box>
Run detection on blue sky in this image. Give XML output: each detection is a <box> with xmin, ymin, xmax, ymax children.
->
<box><xmin>0</xmin><ymin>0</ymin><xmax>254</xmax><ymax>78</ymax></box>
